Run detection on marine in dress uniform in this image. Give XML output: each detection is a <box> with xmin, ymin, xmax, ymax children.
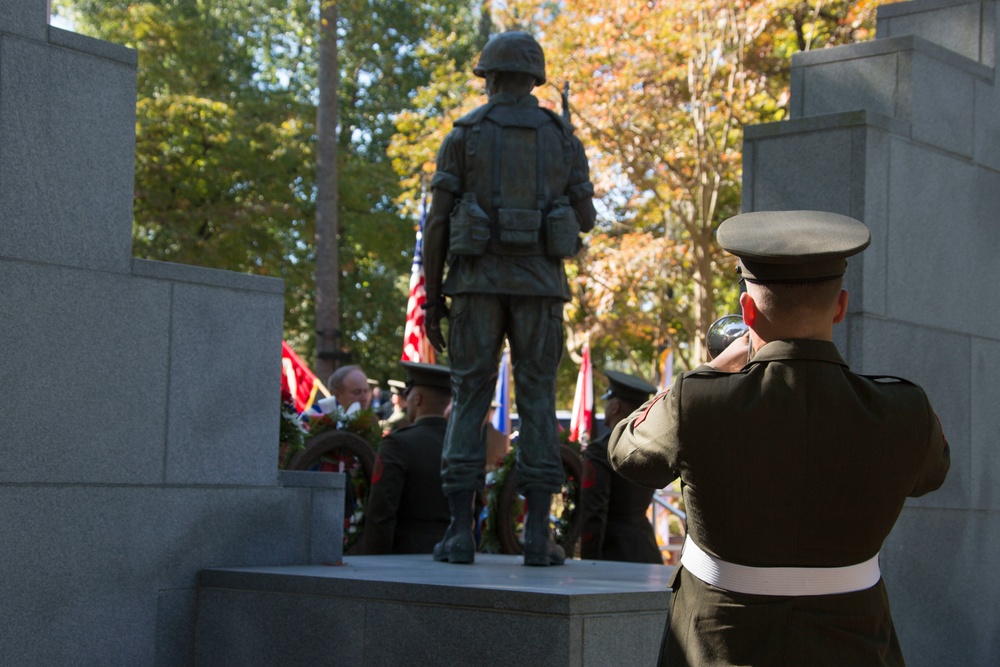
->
<box><xmin>380</xmin><ymin>379</ymin><xmax>410</xmax><ymax>433</ymax></box>
<box><xmin>362</xmin><ymin>362</ymin><xmax>452</xmax><ymax>555</ymax></box>
<box><xmin>580</xmin><ymin>370</ymin><xmax>662</xmax><ymax>563</ymax></box>
<box><xmin>422</xmin><ymin>31</ymin><xmax>597</xmax><ymax>566</ymax></box>
<box><xmin>609</xmin><ymin>211</ymin><xmax>950</xmax><ymax>666</ymax></box>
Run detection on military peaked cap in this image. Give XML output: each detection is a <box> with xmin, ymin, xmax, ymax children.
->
<box><xmin>387</xmin><ymin>379</ymin><xmax>406</xmax><ymax>396</ymax></box>
<box><xmin>602</xmin><ymin>370</ymin><xmax>658</xmax><ymax>407</ymax></box>
<box><xmin>400</xmin><ymin>361</ymin><xmax>452</xmax><ymax>393</ymax></box>
<box><xmin>716</xmin><ymin>210</ymin><xmax>871</xmax><ymax>283</ymax></box>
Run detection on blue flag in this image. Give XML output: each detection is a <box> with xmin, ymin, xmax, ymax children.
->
<box><xmin>491</xmin><ymin>348</ymin><xmax>511</xmax><ymax>434</ymax></box>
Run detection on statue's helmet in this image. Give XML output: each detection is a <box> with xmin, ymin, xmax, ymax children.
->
<box><xmin>473</xmin><ymin>31</ymin><xmax>546</xmax><ymax>85</ymax></box>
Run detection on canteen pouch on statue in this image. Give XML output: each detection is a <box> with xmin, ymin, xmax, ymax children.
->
<box><xmin>545</xmin><ymin>196</ymin><xmax>582</xmax><ymax>258</ymax></box>
<box><xmin>449</xmin><ymin>192</ymin><xmax>491</xmax><ymax>256</ymax></box>
<box><xmin>497</xmin><ymin>208</ymin><xmax>542</xmax><ymax>250</ymax></box>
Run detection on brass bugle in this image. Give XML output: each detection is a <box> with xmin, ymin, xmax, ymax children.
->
<box><xmin>707</xmin><ymin>314</ymin><xmax>748</xmax><ymax>360</ymax></box>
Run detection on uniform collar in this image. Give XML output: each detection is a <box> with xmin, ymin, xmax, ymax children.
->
<box><xmin>748</xmin><ymin>339</ymin><xmax>847</xmax><ymax>367</ymax></box>
<box><xmin>488</xmin><ymin>92</ymin><xmax>539</xmax><ymax>108</ymax></box>
<box><xmin>413</xmin><ymin>414</ymin><xmax>448</xmax><ymax>425</ymax></box>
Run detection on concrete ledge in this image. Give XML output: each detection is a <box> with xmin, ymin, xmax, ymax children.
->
<box><xmin>279</xmin><ymin>469</ymin><xmax>347</xmax><ymax>490</ymax></box>
<box><xmin>745</xmin><ymin>109</ymin><xmax>909</xmax><ymax>141</ymax></box>
<box><xmin>792</xmin><ymin>35</ymin><xmax>992</xmax><ymax>80</ymax></box>
<box><xmin>48</xmin><ymin>25</ymin><xmax>136</xmax><ymax>65</ymax></box>
<box><xmin>878</xmin><ymin>0</ymin><xmax>994</xmax><ymax>68</ymax></box>
<box><xmin>133</xmin><ymin>258</ymin><xmax>284</xmax><ymax>294</ymax></box>
<box><xmin>279</xmin><ymin>470</ymin><xmax>346</xmax><ymax>564</ymax></box>
<box><xmin>197</xmin><ymin>555</ymin><xmax>672</xmax><ymax>666</ymax></box>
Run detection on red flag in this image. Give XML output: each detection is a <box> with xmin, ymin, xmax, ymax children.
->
<box><xmin>569</xmin><ymin>341</ymin><xmax>593</xmax><ymax>444</ymax></box>
<box><xmin>402</xmin><ymin>197</ymin><xmax>437</xmax><ymax>364</ymax></box>
<box><xmin>281</xmin><ymin>341</ymin><xmax>327</xmax><ymax>413</ymax></box>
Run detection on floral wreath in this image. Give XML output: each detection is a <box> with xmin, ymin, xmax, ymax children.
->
<box><xmin>279</xmin><ymin>392</ymin><xmax>383</xmax><ymax>552</ymax></box>
<box><xmin>479</xmin><ymin>432</ymin><xmax>582</xmax><ymax>555</ymax></box>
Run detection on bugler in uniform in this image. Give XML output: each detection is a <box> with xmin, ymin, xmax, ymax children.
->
<box><xmin>609</xmin><ymin>210</ymin><xmax>950</xmax><ymax>666</ymax></box>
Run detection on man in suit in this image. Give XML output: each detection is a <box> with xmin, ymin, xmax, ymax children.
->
<box><xmin>609</xmin><ymin>210</ymin><xmax>950</xmax><ymax>666</ymax></box>
<box><xmin>362</xmin><ymin>362</ymin><xmax>452</xmax><ymax>555</ymax></box>
<box><xmin>580</xmin><ymin>370</ymin><xmax>662</xmax><ymax>563</ymax></box>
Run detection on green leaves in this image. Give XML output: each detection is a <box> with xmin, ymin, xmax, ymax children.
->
<box><xmin>56</xmin><ymin>0</ymin><xmax>482</xmax><ymax>382</ymax></box>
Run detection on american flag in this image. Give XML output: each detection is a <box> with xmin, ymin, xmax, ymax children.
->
<box><xmin>401</xmin><ymin>196</ymin><xmax>437</xmax><ymax>364</ymax></box>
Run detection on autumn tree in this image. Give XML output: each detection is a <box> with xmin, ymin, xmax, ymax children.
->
<box><xmin>54</xmin><ymin>0</ymin><xmax>482</xmax><ymax>384</ymax></box>
<box><xmin>396</xmin><ymin>0</ymin><xmax>884</xmax><ymax>397</ymax></box>
<box><xmin>505</xmin><ymin>0</ymin><xmax>881</xmax><ymax>373</ymax></box>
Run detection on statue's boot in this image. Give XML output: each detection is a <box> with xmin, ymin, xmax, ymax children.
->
<box><xmin>523</xmin><ymin>491</ymin><xmax>565</xmax><ymax>566</ymax></box>
<box><xmin>433</xmin><ymin>490</ymin><xmax>476</xmax><ymax>564</ymax></box>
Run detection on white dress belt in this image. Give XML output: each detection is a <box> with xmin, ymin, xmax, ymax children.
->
<box><xmin>680</xmin><ymin>537</ymin><xmax>881</xmax><ymax>597</ymax></box>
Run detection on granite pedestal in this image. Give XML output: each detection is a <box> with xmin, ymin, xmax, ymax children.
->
<box><xmin>196</xmin><ymin>555</ymin><xmax>672</xmax><ymax>666</ymax></box>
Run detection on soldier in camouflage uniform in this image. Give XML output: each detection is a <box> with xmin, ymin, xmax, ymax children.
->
<box><xmin>423</xmin><ymin>31</ymin><xmax>596</xmax><ymax>566</ymax></box>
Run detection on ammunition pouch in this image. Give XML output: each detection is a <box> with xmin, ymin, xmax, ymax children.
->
<box><xmin>544</xmin><ymin>196</ymin><xmax>582</xmax><ymax>258</ymax></box>
<box><xmin>449</xmin><ymin>193</ymin><xmax>491</xmax><ymax>256</ymax></box>
<box><xmin>497</xmin><ymin>208</ymin><xmax>542</xmax><ymax>250</ymax></box>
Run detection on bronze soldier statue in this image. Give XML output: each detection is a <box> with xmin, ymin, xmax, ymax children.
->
<box><xmin>422</xmin><ymin>31</ymin><xmax>597</xmax><ymax>566</ymax></box>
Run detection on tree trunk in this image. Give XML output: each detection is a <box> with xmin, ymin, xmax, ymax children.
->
<box><xmin>315</xmin><ymin>0</ymin><xmax>340</xmax><ymax>383</ymax></box>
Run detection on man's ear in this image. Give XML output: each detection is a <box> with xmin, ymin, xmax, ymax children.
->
<box><xmin>739</xmin><ymin>291</ymin><xmax>757</xmax><ymax>327</ymax></box>
<box><xmin>408</xmin><ymin>388</ymin><xmax>422</xmax><ymax>408</ymax></box>
<box><xmin>832</xmin><ymin>289</ymin><xmax>849</xmax><ymax>324</ymax></box>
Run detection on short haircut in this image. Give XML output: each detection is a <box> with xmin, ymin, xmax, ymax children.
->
<box><xmin>746</xmin><ymin>277</ymin><xmax>843</xmax><ymax>321</ymax></box>
<box><xmin>413</xmin><ymin>385</ymin><xmax>452</xmax><ymax>413</ymax></box>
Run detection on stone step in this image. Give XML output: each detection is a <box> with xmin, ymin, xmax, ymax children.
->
<box><xmin>196</xmin><ymin>554</ymin><xmax>672</xmax><ymax>666</ymax></box>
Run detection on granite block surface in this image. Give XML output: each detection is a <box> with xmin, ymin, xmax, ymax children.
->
<box><xmin>793</xmin><ymin>49</ymin><xmax>904</xmax><ymax>121</ymax></box>
<box><xmin>164</xmin><ymin>281</ymin><xmax>284</xmax><ymax>486</ymax></box>
<box><xmin>197</xmin><ymin>555</ymin><xmax>672</xmax><ymax>667</ymax></box>
<box><xmin>279</xmin><ymin>470</ymin><xmax>347</xmax><ymax>564</ymax></box>
<box><xmin>882</xmin><ymin>507</ymin><xmax>1000</xmax><ymax>667</ymax></box>
<box><xmin>886</xmin><ymin>139</ymin><xmax>1000</xmax><ymax>337</ymax></box>
<box><xmin>363</xmin><ymin>598</ymin><xmax>576</xmax><ymax>667</ymax></box>
<box><xmin>974</xmin><ymin>73</ymin><xmax>1000</xmax><ymax>171</ymax></box>
<box><xmin>970</xmin><ymin>337</ymin><xmax>1000</xmax><ymax>510</ymax></box>
<box><xmin>197</xmin><ymin>589</ymin><xmax>366</xmax><ymax>667</ymax></box>
<box><xmin>0</xmin><ymin>484</ymin><xmax>318</xmax><ymax>666</ymax></box>
<box><xmin>0</xmin><ymin>0</ymin><xmax>48</xmax><ymax>40</ymax></box>
<box><xmin>581</xmin><ymin>611</ymin><xmax>665</xmax><ymax>666</ymax></box>
<box><xmin>155</xmin><ymin>588</ymin><xmax>198</xmax><ymax>667</ymax></box>
<box><xmin>0</xmin><ymin>33</ymin><xmax>136</xmax><ymax>272</ymax></box>
<box><xmin>0</xmin><ymin>261</ymin><xmax>171</xmax><ymax>484</ymax></box>
<box><xmin>910</xmin><ymin>48</ymin><xmax>978</xmax><ymax>155</ymax></box>
<box><xmin>847</xmin><ymin>316</ymin><xmax>970</xmax><ymax>511</ymax></box>
<box><xmin>745</xmin><ymin>124</ymin><xmax>859</xmax><ymax>214</ymax></box>
<box><xmin>878</xmin><ymin>0</ymin><xmax>993</xmax><ymax>67</ymax></box>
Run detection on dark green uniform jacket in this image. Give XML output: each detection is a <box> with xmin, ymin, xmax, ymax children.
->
<box><xmin>362</xmin><ymin>416</ymin><xmax>450</xmax><ymax>555</ymax></box>
<box><xmin>609</xmin><ymin>339</ymin><xmax>950</xmax><ymax>666</ymax></box>
<box><xmin>580</xmin><ymin>432</ymin><xmax>662</xmax><ymax>563</ymax></box>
